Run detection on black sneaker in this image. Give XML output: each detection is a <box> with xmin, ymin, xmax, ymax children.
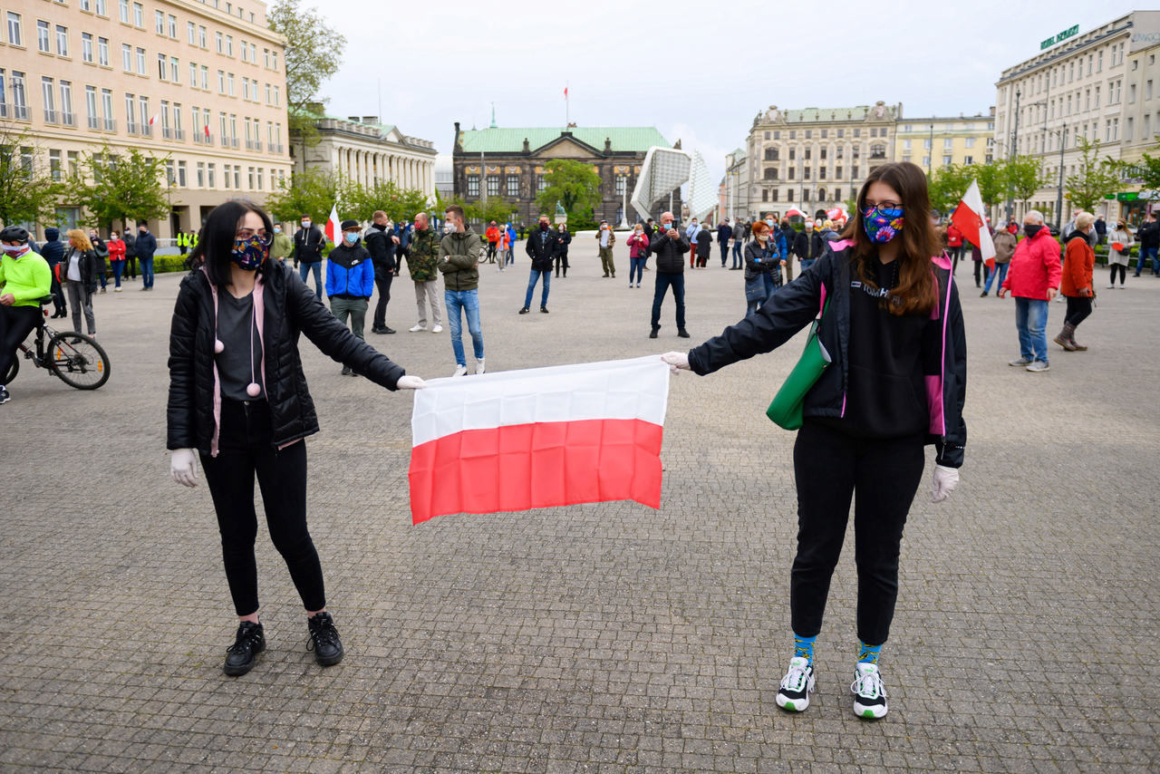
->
<box><xmin>307</xmin><ymin>612</ymin><xmax>344</xmax><ymax>667</ymax></box>
<box><xmin>223</xmin><ymin>621</ymin><xmax>265</xmax><ymax>676</ymax></box>
<box><xmin>518</xmin><ymin>307</ymin><xmax>530</xmax><ymax>314</ymax></box>
<box><xmin>649</xmin><ymin>328</ymin><xmax>659</xmax><ymax>339</ymax></box>
<box><xmin>0</xmin><ymin>386</ymin><xmax>10</xmax><ymax>404</ymax></box>
<box><xmin>341</xmin><ymin>365</ymin><xmax>351</xmax><ymax>376</ymax></box>
<box><xmin>540</xmin><ymin>306</ymin><xmax>549</xmax><ymax>313</ymax></box>
<box><xmin>677</xmin><ymin>329</ymin><xmax>690</xmax><ymax>339</ymax></box>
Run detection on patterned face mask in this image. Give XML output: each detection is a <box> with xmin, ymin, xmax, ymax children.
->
<box><xmin>861</xmin><ymin>205</ymin><xmax>904</xmax><ymax>244</ymax></box>
<box><xmin>230</xmin><ymin>232</ymin><xmax>271</xmax><ymax>271</ymax></box>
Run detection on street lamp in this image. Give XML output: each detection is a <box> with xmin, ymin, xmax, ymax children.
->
<box><xmin>1048</xmin><ymin>121</ymin><xmax>1067</xmax><ymax>227</ymax></box>
<box><xmin>927</xmin><ymin>123</ymin><xmax>933</xmax><ymax>178</ymax></box>
<box><xmin>1005</xmin><ymin>89</ymin><xmax>1021</xmax><ymax>223</ymax></box>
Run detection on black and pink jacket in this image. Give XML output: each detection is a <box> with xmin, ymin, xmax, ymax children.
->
<box><xmin>688</xmin><ymin>239</ymin><xmax>967</xmax><ymax>468</ymax></box>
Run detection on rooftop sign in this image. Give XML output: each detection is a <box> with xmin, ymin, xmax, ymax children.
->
<box><xmin>1041</xmin><ymin>25</ymin><xmax>1079</xmax><ymax>50</ymax></box>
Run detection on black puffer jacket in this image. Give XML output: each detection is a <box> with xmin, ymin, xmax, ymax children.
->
<box><xmin>649</xmin><ymin>230</ymin><xmax>690</xmax><ymax>273</ymax></box>
<box><xmin>167</xmin><ymin>260</ymin><xmax>405</xmax><ymax>455</ymax></box>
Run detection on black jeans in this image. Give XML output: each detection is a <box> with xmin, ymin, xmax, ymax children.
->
<box><xmin>200</xmin><ymin>399</ymin><xmax>325</xmax><ymax>616</ymax></box>
<box><xmin>1110</xmin><ymin>264</ymin><xmax>1126</xmax><ymax>284</ymax></box>
<box><xmin>650</xmin><ymin>272</ymin><xmax>686</xmax><ymax>330</ymax></box>
<box><xmin>49</xmin><ymin>273</ymin><xmax>66</xmax><ymax>315</ymax></box>
<box><xmin>372</xmin><ymin>272</ymin><xmax>393</xmax><ymax>330</ymax></box>
<box><xmin>124</xmin><ymin>256</ymin><xmax>137</xmax><ymax>279</ymax></box>
<box><xmin>0</xmin><ymin>305</ymin><xmax>41</xmax><ymax>383</ymax></box>
<box><xmin>555</xmin><ymin>254</ymin><xmax>569</xmax><ymax>277</ymax></box>
<box><xmin>973</xmin><ymin>260</ymin><xmax>989</xmax><ymax>288</ymax></box>
<box><xmin>1065</xmin><ymin>296</ymin><xmax>1092</xmax><ymax>327</ymax></box>
<box><xmin>791</xmin><ymin>421</ymin><xmax>925</xmax><ymax>645</ymax></box>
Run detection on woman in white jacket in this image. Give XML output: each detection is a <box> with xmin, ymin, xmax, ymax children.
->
<box><xmin>1106</xmin><ymin>220</ymin><xmax>1133</xmax><ymax>289</ymax></box>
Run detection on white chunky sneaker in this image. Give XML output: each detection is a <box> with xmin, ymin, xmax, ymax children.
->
<box><xmin>432</xmin><ymin>324</ymin><xmax>443</xmax><ymax>333</ymax></box>
<box><xmin>851</xmin><ymin>662</ymin><xmax>888</xmax><ymax>719</ymax></box>
<box><xmin>776</xmin><ymin>657</ymin><xmax>816</xmax><ymax>712</ymax></box>
<box><xmin>409</xmin><ymin>324</ymin><xmax>427</xmax><ymax>332</ymax></box>
<box><xmin>452</xmin><ymin>364</ymin><xmax>468</xmax><ymax>377</ymax></box>
<box><xmin>475</xmin><ymin>358</ymin><xmax>485</xmax><ymax>375</ymax></box>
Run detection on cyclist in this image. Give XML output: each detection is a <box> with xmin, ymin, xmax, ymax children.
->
<box><xmin>0</xmin><ymin>225</ymin><xmax>53</xmax><ymax>405</ymax></box>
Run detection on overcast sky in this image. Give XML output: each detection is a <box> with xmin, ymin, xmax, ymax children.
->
<box><xmin>319</xmin><ymin>0</ymin><xmax>1145</xmax><ymax>185</ymax></box>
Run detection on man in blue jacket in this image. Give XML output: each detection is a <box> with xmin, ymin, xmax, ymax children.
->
<box><xmin>40</xmin><ymin>227</ymin><xmax>67</xmax><ymax>317</ymax></box>
<box><xmin>717</xmin><ymin>220</ymin><xmax>733</xmax><ymax>267</ymax></box>
<box><xmin>135</xmin><ymin>223</ymin><xmax>158</xmax><ymax>290</ymax></box>
<box><xmin>326</xmin><ymin>220</ymin><xmax>376</xmax><ymax>375</ymax></box>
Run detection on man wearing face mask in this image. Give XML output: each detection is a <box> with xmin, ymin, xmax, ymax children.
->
<box><xmin>270</xmin><ymin>224</ymin><xmax>293</xmax><ymax>263</ymax></box>
<box><xmin>136</xmin><ymin>224</ymin><xmax>157</xmax><ymax>291</ymax></box>
<box><xmin>998</xmin><ymin>210</ymin><xmax>1061</xmax><ymax>373</ymax></box>
<box><xmin>325</xmin><ymin>221</ymin><xmax>376</xmax><ymax>375</ymax></box>
<box><xmin>596</xmin><ymin>221</ymin><xmax>617</xmax><ymax>278</ymax></box>
<box><xmin>794</xmin><ymin>220</ymin><xmax>824</xmax><ymax>277</ymax></box>
<box><xmin>406</xmin><ymin>212</ymin><xmax>443</xmax><ymax>333</ymax></box>
<box><xmin>648</xmin><ymin>211</ymin><xmax>691</xmax><ymax>339</ymax></box>
<box><xmin>717</xmin><ymin>219</ymin><xmax>733</xmax><ymax>268</ymax></box>
<box><xmin>293</xmin><ymin>214</ymin><xmax>326</xmax><ymax>299</ymax></box>
<box><xmin>523</xmin><ymin>215</ymin><xmax>557</xmax><ymax>313</ymax></box>
<box><xmin>364</xmin><ymin>211</ymin><xmax>400</xmax><ymax>335</ymax></box>
<box><xmin>0</xmin><ymin>226</ymin><xmax>52</xmax><ymax>405</ymax></box>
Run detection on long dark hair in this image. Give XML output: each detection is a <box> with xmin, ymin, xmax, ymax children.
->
<box><xmin>187</xmin><ymin>200</ymin><xmax>274</xmax><ymax>287</ymax></box>
<box><xmin>840</xmin><ymin>162</ymin><xmax>939</xmax><ymax>317</ymax></box>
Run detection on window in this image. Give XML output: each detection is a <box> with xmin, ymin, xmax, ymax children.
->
<box><xmin>242</xmin><ymin>77</ymin><xmax>249</xmax><ymax>100</ymax></box>
<box><xmin>1145</xmin><ymin>115</ymin><xmax>1152</xmax><ymax>140</ymax></box>
<box><xmin>248</xmin><ymin>166</ymin><xmax>255</xmax><ymax>189</ymax></box>
<box><xmin>486</xmin><ymin>175</ymin><xmax>499</xmax><ymax>197</ymax></box>
<box><xmin>190</xmin><ymin>62</ymin><xmax>197</xmax><ymax>85</ymax></box>
<box><xmin>101</xmin><ymin>88</ymin><xmax>113</xmax><ymax>129</ymax></box>
<box><xmin>196</xmin><ymin>162</ymin><xmax>205</xmax><ymax>187</ymax></box>
<box><xmin>10</xmin><ymin>72</ymin><xmax>27</xmax><ymax>119</ymax></box>
<box><xmin>506</xmin><ymin>175</ymin><xmax>519</xmax><ymax>197</ymax></box>
<box><xmin>1127</xmin><ymin>117</ymin><xmax>1134</xmax><ymax>140</ymax></box>
<box><xmin>614</xmin><ymin>175</ymin><xmax>628</xmax><ymax>196</ymax></box>
<box><xmin>136</xmin><ymin>47</ymin><xmax>146</xmax><ymax>75</ymax></box>
<box><xmin>98</xmin><ymin>37</ymin><xmax>108</xmax><ymax>66</ymax></box>
<box><xmin>819</xmin><ymin>167</ymin><xmax>826</xmax><ymax>179</ymax></box>
<box><xmin>871</xmin><ymin>144</ymin><xmax>886</xmax><ymax>159</ymax></box>
<box><xmin>821</xmin><ymin>129</ymin><xmax>828</xmax><ymax>138</ymax></box>
<box><xmin>171</xmin><ymin>57</ymin><xmax>179</xmax><ymax>82</ymax></box>
<box><xmin>168</xmin><ymin>14</ymin><xmax>176</xmax><ymax>38</ymax></box>
<box><xmin>165</xmin><ymin>159</ymin><xmax>175</xmax><ymax>185</ymax></box>
<box><xmin>1148</xmin><ymin>80</ymin><xmax>1154</xmax><ymax>101</ymax></box>
<box><xmin>138</xmin><ymin>95</ymin><xmax>149</xmax><ymax>133</ymax></box>
<box><xmin>85</xmin><ymin>85</ymin><xmax>98</xmax><ymax>127</ymax></box>
<box><xmin>133</xmin><ymin>2</ymin><xmax>142</xmax><ymax>27</ymax></box>
<box><xmin>52</xmin><ymin>26</ymin><xmax>66</xmax><ymax>59</ymax></box>
<box><xmin>215</xmin><ymin>31</ymin><xmax>222</xmax><ymax>53</ymax></box>
<box><xmin>805</xmin><ymin>149</ymin><xmax>812</xmax><ymax>160</ymax></box>
<box><xmin>837</xmin><ymin>128</ymin><xmax>844</xmax><ymax>138</ymax></box>
<box><xmin>786</xmin><ymin>189</ymin><xmax>794</xmax><ymax>203</ymax></box>
<box><xmin>272</xmin><ymin>86</ymin><xmax>279</xmax><ymax>107</ymax></box>
<box><xmin>225</xmin><ymin>35</ymin><xmax>233</xmax><ymax>56</ymax></box>
<box><xmin>789</xmin><ymin>148</ymin><xmax>795</xmax><ymax>161</ymax></box>
<box><xmin>207</xmin><ymin>163</ymin><xmax>215</xmax><ymax>188</ymax></box>
<box><xmin>903</xmin><ymin>139</ymin><xmax>912</xmax><ymax>150</ymax></box>
<box><xmin>229</xmin><ymin>113</ymin><xmax>236</xmax><ymax>141</ymax></box>
<box><xmin>177</xmin><ymin>160</ymin><xmax>186</xmax><ymax>187</ymax></box>
<box><xmin>50</xmin><ymin>150</ymin><xmax>62</xmax><ymax>181</ymax></box>
<box><xmin>233</xmin><ymin>166</ymin><xmax>240</xmax><ymax>188</ymax></box>
<box><xmin>1130</xmin><ymin>84</ymin><xmax>1137</xmax><ymax>104</ymax></box>
<box><xmin>789</xmin><ymin>130</ymin><xmax>796</xmax><ymax>139</ymax></box>
<box><xmin>122</xmin><ymin>44</ymin><xmax>131</xmax><ymax>70</ymax></box>
<box><xmin>37</xmin><ymin>20</ymin><xmax>50</xmax><ymax>53</ymax></box>
<box><xmin>964</xmin><ymin>156</ymin><xmax>974</xmax><ymax>165</ymax></box>
<box><xmin>217</xmin><ymin>70</ymin><xmax>225</xmax><ymax>93</ymax></box>
<box><xmin>241</xmin><ymin>40</ymin><xmax>248</xmax><ymax>62</ymax></box>
<box><xmin>870</xmin><ymin>128</ymin><xmax>877</xmax><ymax>137</ymax></box>
<box><xmin>763</xmin><ymin>131</ymin><xmax>770</xmax><ymax>140</ymax></box>
<box><xmin>227</xmin><ymin>73</ymin><xmax>234</xmax><ymax>96</ymax></box>
<box><xmin>263</xmin><ymin>83</ymin><xmax>269</xmax><ymax>103</ymax></box>
<box><xmin>804</xmin><ymin>167</ymin><xmax>811</xmax><ymax>180</ymax></box>
<box><xmin>42</xmin><ymin>77</ymin><xmax>57</xmax><ymax>122</ymax></box>
<box><xmin>762</xmin><ymin>189</ymin><xmax>769</xmax><ymax>202</ymax></box>
<box><xmin>198</xmin><ymin>26</ymin><xmax>206</xmax><ymax>47</ymax></box>
<box><xmin>59</xmin><ymin>80</ymin><xmax>73</xmax><ymax>124</ymax></box>
<box><xmin>805</xmin><ymin>130</ymin><xmax>812</xmax><ymax>139</ymax></box>
<box><xmin>201</xmin><ymin>66</ymin><xmax>208</xmax><ymax>89</ymax></box>
<box><xmin>119</xmin><ymin>0</ymin><xmax>128</xmax><ymax>23</ymax></box>
<box><xmin>763</xmin><ymin>168</ymin><xmax>778</xmax><ymax>181</ymax></box>
<box><xmin>835</xmin><ymin>165</ymin><xmax>843</xmax><ymax>179</ymax></box>
<box><xmin>943</xmin><ymin>138</ymin><xmax>953</xmax><ymax>149</ymax></box>
<box><xmin>158</xmin><ymin>53</ymin><xmax>167</xmax><ymax>80</ymax></box>
<box><xmin>923</xmin><ymin>138</ymin><xmax>932</xmax><ymax>150</ymax></box>
<box><xmin>154</xmin><ymin>10</ymin><xmax>163</xmax><ymax>34</ymax></box>
<box><xmin>188</xmin><ymin>21</ymin><xmax>195</xmax><ymax>44</ymax></box>
<box><xmin>271</xmin><ymin>51</ymin><xmax>277</xmax><ymax>70</ymax></box>
<box><xmin>853</xmin><ymin>128</ymin><xmax>861</xmax><ymax>137</ymax></box>
<box><xmin>80</xmin><ymin>0</ymin><xmax>91</xmax><ymax>9</ymax></box>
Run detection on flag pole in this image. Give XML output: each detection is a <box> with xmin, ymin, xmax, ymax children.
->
<box><xmin>565</xmin><ymin>81</ymin><xmax>570</xmax><ymax>126</ymax></box>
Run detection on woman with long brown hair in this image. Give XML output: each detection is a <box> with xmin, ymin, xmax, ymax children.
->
<box><xmin>659</xmin><ymin>162</ymin><xmax>967</xmax><ymax>719</ymax></box>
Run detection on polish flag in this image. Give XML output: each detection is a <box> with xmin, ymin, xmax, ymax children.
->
<box><xmin>324</xmin><ymin>203</ymin><xmax>340</xmax><ymax>243</ymax></box>
<box><xmin>148</xmin><ymin>113</ymin><xmax>161</xmax><ymax>125</ymax></box>
<box><xmin>408</xmin><ymin>357</ymin><xmax>670</xmax><ymax>525</ymax></box>
<box><xmin>204</xmin><ymin>123</ymin><xmax>211</xmax><ymax>138</ymax></box>
<box><xmin>951</xmin><ymin>179</ymin><xmax>996</xmax><ymax>261</ymax></box>
<box><xmin>564</xmin><ymin>87</ymin><xmax>568</xmax><ymax>98</ymax></box>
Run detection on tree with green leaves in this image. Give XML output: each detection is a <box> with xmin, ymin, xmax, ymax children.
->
<box><xmin>1005</xmin><ymin>155</ymin><xmax>1046</xmax><ymax>206</ymax></box>
<box><xmin>1065</xmin><ymin>137</ymin><xmax>1120</xmax><ymax>212</ymax></box>
<box><xmin>1121</xmin><ymin>146</ymin><xmax>1160</xmax><ymax>193</ymax></box>
<box><xmin>927</xmin><ymin>164</ymin><xmax>973</xmax><ymax>215</ymax></box>
<box><xmin>344</xmin><ymin>181</ymin><xmax>430</xmax><ymax>223</ymax></box>
<box><xmin>67</xmin><ymin>145</ymin><xmax>170</xmax><ymax>232</ymax></box>
<box><xmin>534</xmin><ymin>159</ymin><xmax>603</xmax><ymax>223</ymax></box>
<box><xmin>974</xmin><ymin>160</ymin><xmax>1007</xmax><ymax>209</ymax></box>
<box><xmin>0</xmin><ymin>127</ymin><xmax>64</xmax><ymax>229</ymax></box>
<box><xmin>264</xmin><ymin>169</ymin><xmax>342</xmax><ymax>225</ymax></box>
<box><xmin>474</xmin><ymin>197</ymin><xmax>518</xmax><ymax>226</ymax></box>
<box><xmin>268</xmin><ymin>0</ymin><xmax>346</xmax><ymax>147</ymax></box>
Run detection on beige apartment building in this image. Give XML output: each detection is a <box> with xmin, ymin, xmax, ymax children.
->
<box><xmin>994</xmin><ymin>10</ymin><xmax>1160</xmax><ymax>225</ymax></box>
<box><xmin>746</xmin><ymin>101</ymin><xmax>900</xmax><ymax>220</ymax></box>
<box><xmin>894</xmin><ymin>112</ymin><xmax>996</xmax><ymax>177</ymax></box>
<box><xmin>1110</xmin><ymin>36</ymin><xmax>1160</xmax><ymax>225</ymax></box>
<box><xmin>1</xmin><ymin>0</ymin><xmax>291</xmax><ymax>239</ymax></box>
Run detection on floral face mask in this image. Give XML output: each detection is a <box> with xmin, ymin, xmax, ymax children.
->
<box><xmin>861</xmin><ymin>205</ymin><xmax>904</xmax><ymax>244</ymax></box>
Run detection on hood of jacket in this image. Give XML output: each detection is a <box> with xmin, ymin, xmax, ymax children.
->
<box><xmin>45</xmin><ymin>227</ymin><xmax>60</xmax><ymax>241</ymax></box>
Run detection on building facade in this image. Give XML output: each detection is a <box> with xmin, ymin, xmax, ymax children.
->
<box><xmin>1108</xmin><ymin>35</ymin><xmax>1160</xmax><ymax>225</ymax></box>
<box><xmin>719</xmin><ymin>147</ymin><xmax>748</xmax><ymax>223</ymax></box>
<box><xmin>993</xmin><ymin>10</ymin><xmax>1160</xmax><ymax>224</ymax></box>
<box><xmin>2</xmin><ymin>0</ymin><xmax>292</xmax><ymax>238</ymax></box>
<box><xmin>451</xmin><ymin>123</ymin><xmax>677</xmax><ymax>225</ymax></box>
<box><xmin>746</xmin><ymin>102</ymin><xmax>901</xmax><ymax>221</ymax></box>
<box><xmin>894</xmin><ymin>112</ymin><xmax>996</xmax><ymax>177</ymax></box>
<box><xmin>290</xmin><ymin>116</ymin><xmax>436</xmax><ymax>200</ymax></box>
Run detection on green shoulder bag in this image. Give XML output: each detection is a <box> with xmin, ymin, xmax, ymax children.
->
<box><xmin>766</xmin><ymin>288</ymin><xmax>831</xmax><ymax>431</ymax></box>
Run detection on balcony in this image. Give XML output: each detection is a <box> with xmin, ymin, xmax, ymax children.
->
<box><xmin>44</xmin><ymin>109</ymin><xmax>59</xmax><ymax>124</ymax></box>
<box><xmin>269</xmin><ymin>142</ymin><xmax>284</xmax><ymax>154</ymax></box>
<box><xmin>220</xmin><ymin>135</ymin><xmax>230</xmax><ymax>147</ymax></box>
<box><xmin>140</xmin><ymin>124</ymin><xmax>153</xmax><ymax>137</ymax></box>
<box><xmin>174</xmin><ymin>128</ymin><xmax>185</xmax><ymax>141</ymax></box>
<box><xmin>88</xmin><ymin>115</ymin><xmax>100</xmax><ymax>130</ymax></box>
<box><xmin>126</xmin><ymin>120</ymin><xmax>140</xmax><ymax>134</ymax></box>
<box><xmin>253</xmin><ymin>140</ymin><xmax>262</xmax><ymax>151</ymax></box>
<box><xmin>103</xmin><ymin>117</ymin><xmax>116</xmax><ymax>131</ymax></box>
<box><xmin>13</xmin><ymin>105</ymin><xmax>29</xmax><ymax>120</ymax></box>
<box><xmin>0</xmin><ymin>103</ymin><xmax>7</xmax><ymax>118</ymax></box>
<box><xmin>869</xmin><ymin>151</ymin><xmax>887</xmax><ymax>160</ymax></box>
<box><xmin>230</xmin><ymin>137</ymin><xmax>239</xmax><ymax>148</ymax></box>
<box><xmin>61</xmin><ymin>112</ymin><xmax>76</xmax><ymax>127</ymax></box>
<box><xmin>162</xmin><ymin>127</ymin><xmax>173</xmax><ymax>139</ymax></box>
<box><xmin>245</xmin><ymin>139</ymin><xmax>256</xmax><ymax>150</ymax></box>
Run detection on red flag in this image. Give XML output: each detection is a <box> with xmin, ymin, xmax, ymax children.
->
<box><xmin>204</xmin><ymin>124</ymin><xmax>210</xmax><ymax>138</ymax></box>
<box><xmin>564</xmin><ymin>87</ymin><xmax>568</xmax><ymax>98</ymax></box>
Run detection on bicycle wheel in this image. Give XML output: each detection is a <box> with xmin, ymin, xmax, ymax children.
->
<box><xmin>2</xmin><ymin>355</ymin><xmax>17</xmax><ymax>385</ymax></box>
<box><xmin>46</xmin><ymin>332</ymin><xmax>111</xmax><ymax>390</ymax></box>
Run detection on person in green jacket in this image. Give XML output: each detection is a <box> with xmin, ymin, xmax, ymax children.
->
<box><xmin>406</xmin><ymin>212</ymin><xmax>442</xmax><ymax>333</ymax></box>
<box><xmin>438</xmin><ymin>205</ymin><xmax>484</xmax><ymax>376</ymax></box>
<box><xmin>270</xmin><ymin>224</ymin><xmax>293</xmax><ymax>262</ymax></box>
<box><xmin>0</xmin><ymin>225</ymin><xmax>53</xmax><ymax>404</ymax></box>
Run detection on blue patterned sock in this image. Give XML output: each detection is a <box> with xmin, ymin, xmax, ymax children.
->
<box><xmin>858</xmin><ymin>641</ymin><xmax>882</xmax><ymax>665</ymax></box>
<box><xmin>793</xmin><ymin>633</ymin><xmax>817</xmax><ymax>663</ymax></box>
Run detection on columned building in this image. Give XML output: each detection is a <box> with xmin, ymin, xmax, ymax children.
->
<box><xmin>746</xmin><ymin>102</ymin><xmax>901</xmax><ymax>220</ymax></box>
<box><xmin>290</xmin><ymin>116</ymin><xmax>436</xmax><ymax>200</ymax></box>
<box><xmin>451</xmin><ymin>122</ymin><xmax>677</xmax><ymax>225</ymax></box>
<box><xmin>2</xmin><ymin>0</ymin><xmax>292</xmax><ymax>238</ymax></box>
<box><xmin>994</xmin><ymin>11</ymin><xmax>1160</xmax><ymax>224</ymax></box>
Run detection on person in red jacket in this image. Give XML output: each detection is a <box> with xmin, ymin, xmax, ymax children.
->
<box><xmin>945</xmin><ymin>222</ymin><xmax>964</xmax><ymax>274</ymax></box>
<box><xmin>998</xmin><ymin>210</ymin><xmax>1062</xmax><ymax>372</ymax></box>
<box><xmin>484</xmin><ymin>222</ymin><xmax>500</xmax><ymax>264</ymax></box>
<box><xmin>1056</xmin><ymin>213</ymin><xmax>1096</xmax><ymax>351</ymax></box>
<box><xmin>107</xmin><ymin>231</ymin><xmax>127</xmax><ymax>292</ymax></box>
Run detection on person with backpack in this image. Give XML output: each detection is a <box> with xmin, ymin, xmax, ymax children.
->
<box><xmin>660</xmin><ymin>162</ymin><xmax>966</xmax><ymax>720</ymax></box>
<box><xmin>293</xmin><ymin>215</ymin><xmax>326</xmax><ymax>299</ymax></box>
<box><xmin>166</xmin><ymin>200</ymin><xmax>426</xmax><ymax>677</ymax></box>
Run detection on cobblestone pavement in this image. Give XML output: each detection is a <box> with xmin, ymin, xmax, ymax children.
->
<box><xmin>1</xmin><ymin>240</ymin><xmax>1158</xmax><ymax>773</ymax></box>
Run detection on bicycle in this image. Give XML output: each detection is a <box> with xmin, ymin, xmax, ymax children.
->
<box><xmin>3</xmin><ymin>297</ymin><xmax>111</xmax><ymax>390</ymax></box>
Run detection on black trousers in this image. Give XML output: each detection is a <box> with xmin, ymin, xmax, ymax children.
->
<box><xmin>1065</xmin><ymin>296</ymin><xmax>1092</xmax><ymax>327</ymax></box>
<box><xmin>124</xmin><ymin>256</ymin><xmax>137</xmax><ymax>279</ymax></box>
<box><xmin>0</xmin><ymin>305</ymin><xmax>41</xmax><ymax>384</ymax></box>
<box><xmin>1110</xmin><ymin>264</ymin><xmax>1126</xmax><ymax>284</ymax></box>
<box><xmin>200</xmin><ymin>399</ymin><xmax>325</xmax><ymax>616</ymax></box>
<box><xmin>49</xmin><ymin>273</ymin><xmax>66</xmax><ymax>315</ymax></box>
<box><xmin>555</xmin><ymin>254</ymin><xmax>569</xmax><ymax>277</ymax></box>
<box><xmin>372</xmin><ymin>272</ymin><xmax>393</xmax><ymax>330</ymax></box>
<box><xmin>791</xmin><ymin>421</ymin><xmax>925</xmax><ymax>645</ymax></box>
<box><xmin>974</xmin><ymin>260</ymin><xmax>989</xmax><ymax>288</ymax></box>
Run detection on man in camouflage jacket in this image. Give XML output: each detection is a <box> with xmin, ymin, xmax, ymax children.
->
<box><xmin>405</xmin><ymin>212</ymin><xmax>442</xmax><ymax>332</ymax></box>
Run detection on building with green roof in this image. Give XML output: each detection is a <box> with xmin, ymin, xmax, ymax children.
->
<box><xmin>452</xmin><ymin>121</ymin><xmax>680</xmax><ymax>225</ymax></box>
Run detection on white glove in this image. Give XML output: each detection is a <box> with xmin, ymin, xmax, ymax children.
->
<box><xmin>171</xmin><ymin>448</ymin><xmax>198</xmax><ymax>488</ymax></box>
<box><xmin>396</xmin><ymin>375</ymin><xmax>427</xmax><ymax>390</ymax></box>
<box><xmin>930</xmin><ymin>464</ymin><xmax>959</xmax><ymax>503</ymax></box>
<box><xmin>660</xmin><ymin>352</ymin><xmax>690</xmax><ymax>373</ymax></box>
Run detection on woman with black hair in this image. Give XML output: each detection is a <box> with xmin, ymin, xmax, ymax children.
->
<box><xmin>166</xmin><ymin>201</ymin><xmax>426</xmax><ymax>677</ymax></box>
<box><xmin>661</xmin><ymin>162</ymin><xmax>967</xmax><ymax>719</ymax></box>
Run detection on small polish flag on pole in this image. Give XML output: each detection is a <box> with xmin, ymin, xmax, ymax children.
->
<box><xmin>408</xmin><ymin>357</ymin><xmax>670</xmax><ymax>524</ymax></box>
<box><xmin>204</xmin><ymin>124</ymin><xmax>211</xmax><ymax>138</ymax></box>
<box><xmin>324</xmin><ymin>203</ymin><xmax>340</xmax><ymax>243</ymax></box>
<box><xmin>951</xmin><ymin>179</ymin><xmax>996</xmax><ymax>261</ymax></box>
<box><xmin>148</xmin><ymin>113</ymin><xmax>161</xmax><ymax>125</ymax></box>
